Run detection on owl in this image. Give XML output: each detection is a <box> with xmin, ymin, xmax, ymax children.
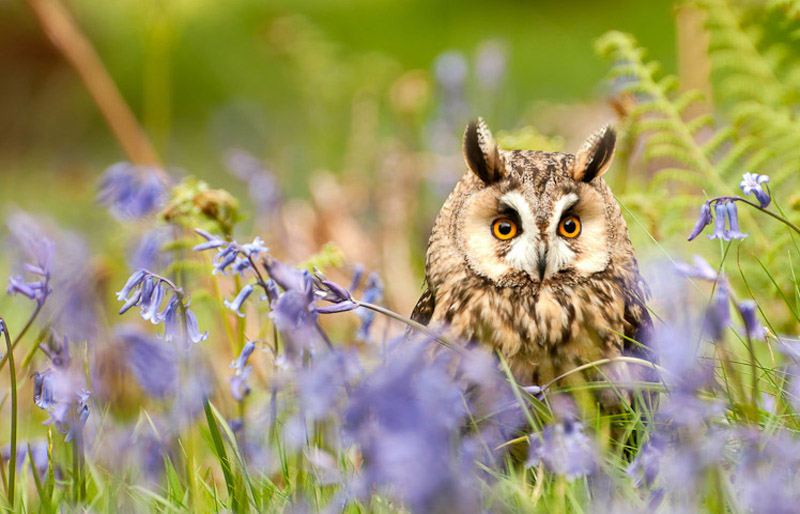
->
<box><xmin>411</xmin><ymin>118</ymin><xmax>652</xmax><ymax>388</ymax></box>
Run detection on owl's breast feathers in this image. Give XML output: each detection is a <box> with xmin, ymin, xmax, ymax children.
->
<box><xmin>411</xmin><ymin>265</ymin><xmax>652</xmax><ymax>385</ymax></box>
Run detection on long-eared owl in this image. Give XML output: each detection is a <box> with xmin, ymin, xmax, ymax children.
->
<box><xmin>411</xmin><ymin>118</ymin><xmax>652</xmax><ymax>387</ymax></box>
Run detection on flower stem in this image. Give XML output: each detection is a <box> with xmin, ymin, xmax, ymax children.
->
<box><xmin>0</xmin><ymin>303</ymin><xmax>43</xmax><ymax>373</ymax></box>
<box><xmin>734</xmin><ymin>196</ymin><xmax>800</xmax><ymax>237</ymax></box>
<box><xmin>1</xmin><ymin>319</ymin><xmax>18</xmax><ymax>508</ymax></box>
<box><xmin>354</xmin><ymin>300</ymin><xmax>463</xmax><ymax>354</ymax></box>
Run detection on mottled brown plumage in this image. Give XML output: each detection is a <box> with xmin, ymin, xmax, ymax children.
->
<box><xmin>412</xmin><ymin>119</ymin><xmax>651</xmax><ymax>386</ymax></box>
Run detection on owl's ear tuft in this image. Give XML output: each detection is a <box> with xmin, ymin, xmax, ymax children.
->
<box><xmin>573</xmin><ymin>125</ymin><xmax>616</xmax><ymax>183</ymax></box>
<box><xmin>463</xmin><ymin>118</ymin><xmax>505</xmax><ymax>184</ymax></box>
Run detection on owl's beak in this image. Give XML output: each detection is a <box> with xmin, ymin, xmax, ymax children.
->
<box><xmin>536</xmin><ymin>244</ymin><xmax>547</xmax><ymax>281</ymax></box>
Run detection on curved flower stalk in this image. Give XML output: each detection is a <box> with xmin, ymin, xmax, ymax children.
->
<box><xmin>688</xmin><ymin>172</ymin><xmax>800</xmax><ymax>241</ymax></box>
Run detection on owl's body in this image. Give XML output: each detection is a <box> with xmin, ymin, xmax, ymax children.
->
<box><xmin>412</xmin><ymin>119</ymin><xmax>651</xmax><ymax>386</ymax></box>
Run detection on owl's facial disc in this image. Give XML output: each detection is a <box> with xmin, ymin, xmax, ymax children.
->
<box><xmin>459</xmin><ymin>184</ymin><xmax>610</xmax><ymax>284</ymax></box>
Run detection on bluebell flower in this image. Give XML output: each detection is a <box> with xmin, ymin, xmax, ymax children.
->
<box><xmin>229</xmin><ymin>365</ymin><xmax>252</xmax><ymax>402</ymax></box>
<box><xmin>129</xmin><ymin>228</ymin><xmax>171</xmax><ymax>271</ymax></box>
<box><xmin>627</xmin><ymin>434</ymin><xmax>665</xmax><ymax>487</ymax></box>
<box><xmin>264</xmin><ymin>259</ymin><xmax>312</xmax><ymax>293</ymax></box>
<box><xmin>738</xmin><ymin>300</ymin><xmax>764</xmax><ymax>340</ymax></box>
<box><xmin>39</xmin><ymin>332</ymin><xmax>71</xmax><ymax>369</ymax></box>
<box><xmin>298</xmin><ymin>350</ymin><xmax>362</xmax><ymax>421</ymax></box>
<box><xmin>117</xmin><ymin>269</ymin><xmax>147</xmax><ymax>302</ymax></box>
<box><xmin>118</xmin><ymin>326</ymin><xmax>178</xmax><ymax>398</ymax></box>
<box><xmin>212</xmin><ymin>246</ymin><xmax>238</xmax><ymax>275</ymax></box>
<box><xmin>192</xmin><ymin>229</ymin><xmax>224</xmax><ymax>252</ymax></box>
<box><xmin>704</xmin><ymin>285</ymin><xmax>731</xmax><ymax>341</ymax></box>
<box><xmin>688</xmin><ymin>203</ymin><xmax>712</xmax><ymax>241</ymax></box>
<box><xmin>270</xmin><ymin>289</ymin><xmax>322</xmax><ymax>358</ymax></box>
<box><xmin>160</xmin><ymin>294</ymin><xmax>182</xmax><ymax>342</ymax></box>
<box><xmin>118</xmin><ymin>289</ymin><xmax>142</xmax><ymax>315</ymax></box>
<box><xmin>708</xmin><ymin>202</ymin><xmax>728</xmax><ymax>240</ymax></box>
<box><xmin>526</xmin><ymin>417</ymin><xmax>597</xmax><ymax>481</ymax></box>
<box><xmin>32</xmin><ymin>371</ymin><xmax>56</xmax><ymax>410</ymax></box>
<box><xmin>141</xmin><ymin>280</ymin><xmax>165</xmax><ymax>323</ymax></box>
<box><xmin>674</xmin><ymin>255</ymin><xmax>718</xmax><ymax>282</ymax></box>
<box><xmin>7</xmin><ymin>236</ymin><xmax>54</xmax><ymax>305</ymax></box>
<box><xmin>316</xmin><ymin>276</ymin><xmax>358</xmax><ymax>313</ymax></box>
<box><xmin>725</xmin><ymin>201</ymin><xmax>748</xmax><ymax>239</ymax></box>
<box><xmin>225</xmin><ymin>283</ymin><xmax>254</xmax><ymax>317</ymax></box>
<box><xmin>116</xmin><ymin>270</ymin><xmax>207</xmax><ymax>344</ymax></box>
<box><xmin>240</xmin><ymin>237</ymin><xmax>268</xmax><ymax>258</ymax></box>
<box><xmin>185</xmin><ymin>308</ymin><xmax>208</xmax><ymax>344</ymax></box>
<box><xmin>343</xmin><ymin>343</ymin><xmax>478</xmax><ymax>513</ymax></box>
<box><xmin>740</xmin><ymin>172</ymin><xmax>771</xmax><ymax>208</ymax></box>
<box><xmin>97</xmin><ymin>163</ymin><xmax>166</xmax><ymax>219</ymax></box>
<box><xmin>231</xmin><ymin>340</ymin><xmax>256</xmax><ymax>375</ymax></box>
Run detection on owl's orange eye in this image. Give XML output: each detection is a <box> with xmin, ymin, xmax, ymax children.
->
<box><xmin>492</xmin><ymin>218</ymin><xmax>518</xmax><ymax>240</ymax></box>
<box><xmin>558</xmin><ymin>215</ymin><xmax>581</xmax><ymax>238</ymax></box>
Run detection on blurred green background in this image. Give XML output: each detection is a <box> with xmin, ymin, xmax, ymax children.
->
<box><xmin>0</xmin><ymin>0</ymin><xmax>674</xmax><ymax>215</ymax></box>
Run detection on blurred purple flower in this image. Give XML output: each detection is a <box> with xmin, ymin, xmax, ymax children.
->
<box><xmin>39</xmin><ymin>332</ymin><xmax>71</xmax><ymax>369</ymax></box>
<box><xmin>687</xmin><ymin>203</ymin><xmax>712</xmax><ymax>241</ymax></box>
<box><xmin>230</xmin><ymin>365</ymin><xmax>252</xmax><ymax>402</ymax></box>
<box><xmin>264</xmin><ymin>259</ymin><xmax>312</xmax><ymax>293</ymax></box>
<box><xmin>231</xmin><ymin>341</ymin><xmax>256</xmax><ymax>375</ymax></box>
<box><xmin>475</xmin><ymin>40</ymin><xmax>507</xmax><ymax>92</ymax></box>
<box><xmin>97</xmin><ymin>163</ymin><xmax>166</xmax><ymax>219</ymax></box>
<box><xmin>298</xmin><ymin>349</ymin><xmax>362</xmax><ymax>421</ymax></box>
<box><xmin>32</xmin><ymin>366</ymin><xmax>91</xmax><ymax>441</ymax></box>
<box><xmin>704</xmin><ymin>285</ymin><xmax>731</xmax><ymax>341</ymax></box>
<box><xmin>673</xmin><ymin>255</ymin><xmax>718</xmax><ymax>282</ymax></box>
<box><xmin>129</xmin><ymin>228</ymin><xmax>171</xmax><ymax>272</ymax></box>
<box><xmin>224</xmin><ymin>149</ymin><xmax>281</xmax><ymax>215</ymax></box>
<box><xmin>270</xmin><ymin>288</ymin><xmax>322</xmax><ymax>359</ymax></box>
<box><xmin>740</xmin><ymin>172</ymin><xmax>771</xmax><ymax>208</ymax></box>
<box><xmin>225</xmin><ymin>284</ymin><xmax>254</xmax><ymax>317</ymax></box>
<box><xmin>526</xmin><ymin>418</ymin><xmax>597</xmax><ymax>481</ymax></box>
<box><xmin>343</xmin><ymin>344</ymin><xmax>478</xmax><ymax>513</ymax></box>
<box><xmin>627</xmin><ymin>434</ymin><xmax>664</xmax><ymax>487</ymax></box>
<box><xmin>7</xmin><ymin>236</ymin><xmax>54</xmax><ymax>305</ymax></box>
<box><xmin>118</xmin><ymin>326</ymin><xmax>178</xmax><ymax>398</ymax></box>
<box><xmin>738</xmin><ymin>300</ymin><xmax>764</xmax><ymax>340</ymax></box>
<box><xmin>733</xmin><ymin>429</ymin><xmax>800</xmax><ymax>514</ymax></box>
<box><xmin>6</xmin><ymin>212</ymin><xmax>99</xmax><ymax>341</ymax></box>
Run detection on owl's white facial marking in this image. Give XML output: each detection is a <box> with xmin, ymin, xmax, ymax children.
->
<box><xmin>458</xmin><ymin>180</ymin><xmax>611</xmax><ymax>285</ymax></box>
<box><xmin>503</xmin><ymin>192</ymin><xmax>581</xmax><ymax>281</ymax></box>
<box><xmin>501</xmin><ymin>191</ymin><xmax>542</xmax><ymax>279</ymax></box>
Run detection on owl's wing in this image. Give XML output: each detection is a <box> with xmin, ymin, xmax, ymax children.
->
<box><xmin>410</xmin><ymin>284</ymin><xmax>435</xmax><ymax>326</ymax></box>
<box><xmin>622</xmin><ymin>276</ymin><xmax>653</xmax><ymax>358</ymax></box>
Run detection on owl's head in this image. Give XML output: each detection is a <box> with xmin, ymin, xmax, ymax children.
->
<box><xmin>439</xmin><ymin>118</ymin><xmax>626</xmax><ymax>288</ymax></box>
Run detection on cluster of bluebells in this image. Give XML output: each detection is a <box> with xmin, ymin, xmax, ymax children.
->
<box><xmin>687</xmin><ymin>172</ymin><xmax>771</xmax><ymax>241</ymax></box>
<box><xmin>31</xmin><ymin>333</ymin><xmax>91</xmax><ymax>442</ymax></box>
<box><xmin>97</xmin><ymin>163</ymin><xmax>166</xmax><ymax>219</ymax></box>
<box><xmin>116</xmin><ymin>269</ymin><xmax>208</xmax><ymax>344</ymax></box>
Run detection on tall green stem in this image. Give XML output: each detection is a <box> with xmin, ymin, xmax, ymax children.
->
<box><xmin>2</xmin><ymin>319</ymin><xmax>17</xmax><ymax>508</ymax></box>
